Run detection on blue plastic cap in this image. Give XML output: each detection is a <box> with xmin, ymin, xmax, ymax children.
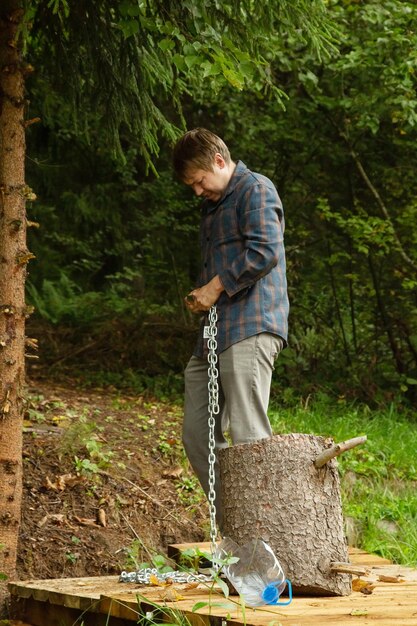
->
<box><xmin>261</xmin><ymin>583</ymin><xmax>279</xmax><ymax>605</ymax></box>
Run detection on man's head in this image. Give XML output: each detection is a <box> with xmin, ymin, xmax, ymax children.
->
<box><xmin>173</xmin><ymin>128</ymin><xmax>235</xmax><ymax>202</ymax></box>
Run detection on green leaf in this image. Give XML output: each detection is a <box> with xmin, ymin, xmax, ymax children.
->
<box><xmin>118</xmin><ymin>0</ymin><xmax>142</xmax><ymax>17</ymax></box>
<box><xmin>119</xmin><ymin>19</ymin><xmax>140</xmax><ymax>38</ymax></box>
<box><xmin>139</xmin><ymin>16</ymin><xmax>157</xmax><ymax>32</ymax></box>
<box><xmin>172</xmin><ymin>54</ymin><xmax>186</xmax><ymax>72</ymax></box>
<box><xmin>223</xmin><ymin>68</ymin><xmax>244</xmax><ymax>89</ymax></box>
<box><xmin>118</xmin><ymin>0</ymin><xmax>132</xmax><ymax>17</ymax></box>
<box><xmin>192</xmin><ymin>600</ymin><xmax>236</xmax><ymax>612</ymax></box>
<box><xmin>201</xmin><ymin>61</ymin><xmax>222</xmax><ymax>77</ymax></box>
<box><xmin>300</xmin><ymin>69</ymin><xmax>319</xmax><ymax>87</ymax></box>
<box><xmin>192</xmin><ymin>601</ymin><xmax>210</xmax><ymax>612</ymax></box>
<box><xmin>216</xmin><ymin>576</ymin><xmax>230</xmax><ymax>598</ymax></box>
<box><xmin>239</xmin><ymin>60</ymin><xmax>255</xmax><ymax>79</ymax></box>
<box><xmin>181</xmin><ymin>547</ymin><xmax>197</xmax><ymax>558</ymax></box>
<box><xmin>185</xmin><ymin>55</ymin><xmax>202</xmax><ymax>69</ymax></box>
<box><xmin>158</xmin><ymin>38</ymin><xmax>175</xmax><ymax>52</ymax></box>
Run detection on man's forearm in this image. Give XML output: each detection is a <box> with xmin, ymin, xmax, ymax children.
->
<box><xmin>185</xmin><ymin>275</ymin><xmax>224</xmax><ymax>312</ymax></box>
<box><xmin>208</xmin><ymin>274</ymin><xmax>224</xmax><ymax>297</ymax></box>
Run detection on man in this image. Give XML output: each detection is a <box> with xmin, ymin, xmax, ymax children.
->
<box><xmin>173</xmin><ymin>128</ymin><xmax>289</xmax><ymax>529</ymax></box>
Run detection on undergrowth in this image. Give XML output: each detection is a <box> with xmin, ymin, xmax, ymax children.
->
<box><xmin>33</xmin><ymin>365</ymin><xmax>417</xmax><ymax>568</ymax></box>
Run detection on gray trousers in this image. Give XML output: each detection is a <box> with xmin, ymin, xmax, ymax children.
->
<box><xmin>182</xmin><ymin>332</ymin><xmax>283</xmax><ymax>530</ymax></box>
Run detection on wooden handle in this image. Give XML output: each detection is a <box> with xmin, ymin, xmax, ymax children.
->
<box><xmin>314</xmin><ymin>436</ymin><xmax>367</xmax><ymax>468</ymax></box>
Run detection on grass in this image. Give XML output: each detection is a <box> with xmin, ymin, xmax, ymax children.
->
<box><xmin>269</xmin><ymin>396</ymin><xmax>417</xmax><ymax>567</ymax></box>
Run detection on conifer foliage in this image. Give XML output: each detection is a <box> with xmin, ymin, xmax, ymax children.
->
<box><xmin>26</xmin><ymin>0</ymin><xmax>337</xmax><ymax>167</ymax></box>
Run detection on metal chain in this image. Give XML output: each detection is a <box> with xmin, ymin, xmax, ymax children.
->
<box><xmin>119</xmin><ymin>568</ymin><xmax>212</xmax><ymax>585</ymax></box>
<box><xmin>120</xmin><ymin>305</ymin><xmax>220</xmax><ymax>585</ymax></box>
<box><xmin>207</xmin><ymin>305</ymin><xmax>219</xmax><ymax>569</ymax></box>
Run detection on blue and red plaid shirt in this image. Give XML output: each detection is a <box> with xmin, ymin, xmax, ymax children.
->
<box><xmin>193</xmin><ymin>160</ymin><xmax>289</xmax><ymax>358</ymax></box>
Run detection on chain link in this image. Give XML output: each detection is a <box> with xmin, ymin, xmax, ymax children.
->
<box><xmin>119</xmin><ymin>568</ymin><xmax>213</xmax><ymax>585</ymax></box>
<box><xmin>207</xmin><ymin>305</ymin><xmax>219</xmax><ymax>569</ymax></box>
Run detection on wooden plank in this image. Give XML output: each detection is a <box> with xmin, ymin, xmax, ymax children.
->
<box><xmin>99</xmin><ymin>584</ymin><xmax>227</xmax><ymax>621</ymax></box>
<box><xmin>99</xmin><ymin>586</ymin><xmax>417</xmax><ymax>626</ymax></box>
<box><xmin>9</xmin><ymin>575</ymin><xmax>137</xmax><ymax>610</ymax></box>
<box><xmin>10</xmin><ymin>596</ymin><xmax>133</xmax><ymax>626</ymax></box>
<box><xmin>98</xmin><ymin>542</ymin><xmax>417</xmax><ymax>626</ymax></box>
<box><xmin>348</xmin><ymin>547</ymin><xmax>393</xmax><ymax>566</ymax></box>
<box><xmin>9</xmin><ymin>543</ymin><xmax>417</xmax><ymax>626</ymax></box>
<box><xmin>167</xmin><ymin>541</ymin><xmax>213</xmax><ymax>561</ymax></box>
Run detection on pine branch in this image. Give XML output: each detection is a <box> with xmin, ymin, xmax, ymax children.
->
<box><xmin>23</xmin><ymin>0</ymin><xmax>339</xmax><ymax>166</ymax></box>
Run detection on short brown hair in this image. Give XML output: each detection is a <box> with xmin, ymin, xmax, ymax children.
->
<box><xmin>172</xmin><ymin>128</ymin><xmax>231</xmax><ymax>180</ymax></box>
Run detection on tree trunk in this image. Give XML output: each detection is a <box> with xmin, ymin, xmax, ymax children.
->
<box><xmin>219</xmin><ymin>434</ymin><xmax>352</xmax><ymax>596</ymax></box>
<box><xmin>0</xmin><ymin>1</ymin><xmax>26</xmax><ymax>615</ymax></box>
<box><xmin>368</xmin><ymin>254</ymin><xmax>406</xmax><ymax>375</ymax></box>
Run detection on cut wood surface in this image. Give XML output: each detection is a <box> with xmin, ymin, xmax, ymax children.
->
<box><xmin>9</xmin><ymin>543</ymin><xmax>417</xmax><ymax>626</ymax></box>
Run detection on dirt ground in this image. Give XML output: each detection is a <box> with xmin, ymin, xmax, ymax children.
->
<box><xmin>17</xmin><ymin>372</ymin><xmax>209</xmax><ymax>581</ymax></box>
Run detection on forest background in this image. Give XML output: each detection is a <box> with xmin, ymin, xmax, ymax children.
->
<box><xmin>0</xmin><ymin>0</ymin><xmax>417</xmax><ymax>617</ymax></box>
<box><xmin>24</xmin><ymin>0</ymin><xmax>417</xmax><ymax>409</ymax></box>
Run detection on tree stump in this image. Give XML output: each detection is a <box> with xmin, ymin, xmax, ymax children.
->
<box><xmin>219</xmin><ymin>433</ymin><xmax>354</xmax><ymax>596</ymax></box>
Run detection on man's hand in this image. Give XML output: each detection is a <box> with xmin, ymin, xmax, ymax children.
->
<box><xmin>185</xmin><ymin>275</ymin><xmax>224</xmax><ymax>313</ymax></box>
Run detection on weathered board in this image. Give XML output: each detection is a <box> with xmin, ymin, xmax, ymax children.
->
<box><xmin>9</xmin><ymin>544</ymin><xmax>417</xmax><ymax>626</ymax></box>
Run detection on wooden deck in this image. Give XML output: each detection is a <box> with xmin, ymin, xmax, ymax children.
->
<box><xmin>9</xmin><ymin>543</ymin><xmax>417</xmax><ymax>626</ymax></box>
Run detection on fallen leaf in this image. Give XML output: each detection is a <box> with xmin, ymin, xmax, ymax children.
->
<box><xmin>149</xmin><ymin>574</ymin><xmax>161</xmax><ymax>586</ymax></box>
<box><xmin>162</xmin><ymin>467</ymin><xmax>184</xmax><ymax>479</ymax></box>
<box><xmin>97</xmin><ymin>508</ymin><xmax>107</xmax><ymax>527</ymax></box>
<box><xmin>55</xmin><ymin>475</ymin><xmax>67</xmax><ymax>490</ymax></box>
<box><xmin>352</xmin><ymin>578</ymin><xmax>375</xmax><ymax>594</ymax></box>
<box><xmin>44</xmin><ymin>475</ymin><xmax>58</xmax><ymax>491</ymax></box>
<box><xmin>60</xmin><ymin>473</ymin><xmax>85</xmax><ymax>488</ymax></box>
<box><xmin>350</xmin><ymin>609</ymin><xmax>368</xmax><ymax>616</ymax></box>
<box><xmin>378</xmin><ymin>574</ymin><xmax>405</xmax><ymax>583</ymax></box>
<box><xmin>155</xmin><ymin>588</ymin><xmax>185</xmax><ymax>602</ymax></box>
<box><xmin>147</xmin><ymin>574</ymin><xmax>175</xmax><ymax>587</ymax></box>
<box><xmin>49</xmin><ymin>513</ymin><xmax>65</xmax><ymax>524</ymax></box>
<box><xmin>43</xmin><ymin>473</ymin><xmax>84</xmax><ymax>491</ymax></box>
<box><xmin>184</xmin><ymin>582</ymin><xmax>200</xmax><ymax>590</ymax></box>
<box><xmin>74</xmin><ymin>516</ymin><xmax>100</xmax><ymax>528</ymax></box>
<box><xmin>115</xmin><ymin>494</ymin><xmax>130</xmax><ymax>505</ymax></box>
<box><xmin>37</xmin><ymin>513</ymin><xmax>66</xmax><ymax>528</ymax></box>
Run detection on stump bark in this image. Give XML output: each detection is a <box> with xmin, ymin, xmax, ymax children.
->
<box><xmin>219</xmin><ymin>434</ymin><xmax>352</xmax><ymax>596</ymax></box>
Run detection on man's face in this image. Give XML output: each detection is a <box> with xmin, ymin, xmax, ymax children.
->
<box><xmin>184</xmin><ymin>154</ymin><xmax>229</xmax><ymax>202</ymax></box>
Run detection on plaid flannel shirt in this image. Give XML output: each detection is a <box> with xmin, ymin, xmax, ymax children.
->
<box><xmin>193</xmin><ymin>160</ymin><xmax>289</xmax><ymax>358</ymax></box>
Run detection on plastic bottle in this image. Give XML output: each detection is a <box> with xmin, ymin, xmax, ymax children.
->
<box><xmin>215</xmin><ymin>537</ymin><xmax>292</xmax><ymax>608</ymax></box>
